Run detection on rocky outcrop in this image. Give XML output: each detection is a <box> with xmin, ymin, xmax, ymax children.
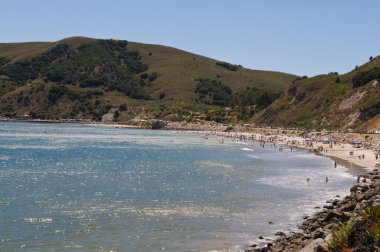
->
<box><xmin>247</xmin><ymin>168</ymin><xmax>380</xmax><ymax>252</ymax></box>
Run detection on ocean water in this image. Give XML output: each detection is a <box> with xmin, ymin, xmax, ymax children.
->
<box><xmin>0</xmin><ymin>122</ymin><xmax>360</xmax><ymax>252</ymax></box>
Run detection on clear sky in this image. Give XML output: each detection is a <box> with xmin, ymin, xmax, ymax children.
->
<box><xmin>1</xmin><ymin>0</ymin><xmax>379</xmax><ymax>76</ymax></box>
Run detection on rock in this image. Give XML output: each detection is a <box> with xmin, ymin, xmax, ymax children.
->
<box><xmin>298</xmin><ymin>238</ymin><xmax>325</xmax><ymax>252</ymax></box>
<box><xmin>313</xmin><ymin>229</ymin><xmax>325</xmax><ymax>239</ymax></box>
<box><xmin>332</xmin><ymin>199</ymin><xmax>340</xmax><ymax>206</ymax></box>
<box><xmin>341</xmin><ymin>202</ymin><xmax>356</xmax><ymax>211</ymax></box>
<box><xmin>360</xmin><ymin>185</ymin><xmax>369</xmax><ymax>192</ymax></box>
<box><xmin>316</xmin><ymin>243</ymin><xmax>329</xmax><ymax>252</ymax></box>
<box><xmin>323</xmin><ymin>204</ymin><xmax>334</xmax><ymax>209</ymax></box>
<box><xmin>268</xmin><ymin>221</ymin><xmax>274</xmax><ymax>224</ymax></box>
<box><xmin>324</xmin><ymin>233</ymin><xmax>333</xmax><ymax>242</ymax></box>
<box><xmin>324</xmin><ymin>211</ymin><xmax>342</xmax><ymax>222</ymax></box>
<box><xmin>324</xmin><ymin>222</ymin><xmax>338</xmax><ymax>230</ymax></box>
<box><xmin>355</xmin><ymin>193</ymin><xmax>366</xmax><ymax>202</ymax></box>
<box><xmin>292</xmin><ymin>233</ymin><xmax>304</xmax><ymax>239</ymax></box>
<box><xmin>258</xmin><ymin>236</ymin><xmax>264</xmax><ymax>239</ymax></box>
<box><xmin>275</xmin><ymin>231</ymin><xmax>286</xmax><ymax>236</ymax></box>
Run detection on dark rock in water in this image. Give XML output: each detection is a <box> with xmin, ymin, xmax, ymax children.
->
<box><xmin>258</xmin><ymin>236</ymin><xmax>264</xmax><ymax>239</ymax></box>
<box><xmin>332</xmin><ymin>199</ymin><xmax>340</xmax><ymax>206</ymax></box>
<box><xmin>323</xmin><ymin>204</ymin><xmax>334</xmax><ymax>209</ymax></box>
<box><xmin>275</xmin><ymin>231</ymin><xmax>286</xmax><ymax>236</ymax></box>
<box><xmin>268</xmin><ymin>221</ymin><xmax>274</xmax><ymax>224</ymax></box>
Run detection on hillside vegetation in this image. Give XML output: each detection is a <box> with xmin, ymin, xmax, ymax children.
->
<box><xmin>0</xmin><ymin>37</ymin><xmax>296</xmax><ymax>123</ymax></box>
<box><xmin>254</xmin><ymin>57</ymin><xmax>380</xmax><ymax>130</ymax></box>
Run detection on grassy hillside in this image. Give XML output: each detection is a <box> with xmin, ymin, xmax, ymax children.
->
<box><xmin>254</xmin><ymin>56</ymin><xmax>380</xmax><ymax>130</ymax></box>
<box><xmin>0</xmin><ymin>37</ymin><xmax>297</xmax><ymax>123</ymax></box>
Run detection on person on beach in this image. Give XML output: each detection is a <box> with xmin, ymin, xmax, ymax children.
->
<box><xmin>334</xmin><ymin>161</ymin><xmax>337</xmax><ymax>168</ymax></box>
<box><xmin>307</xmin><ymin>178</ymin><xmax>310</xmax><ymax>183</ymax></box>
<box><xmin>326</xmin><ymin>176</ymin><xmax>328</xmax><ymax>183</ymax></box>
<box><xmin>357</xmin><ymin>175</ymin><xmax>360</xmax><ymax>183</ymax></box>
<box><xmin>260</xmin><ymin>243</ymin><xmax>273</xmax><ymax>252</ymax></box>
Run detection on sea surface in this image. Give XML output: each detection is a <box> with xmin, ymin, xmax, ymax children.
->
<box><xmin>0</xmin><ymin>122</ymin><xmax>360</xmax><ymax>251</ymax></box>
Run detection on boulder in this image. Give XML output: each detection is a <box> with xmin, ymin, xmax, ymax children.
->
<box><xmin>324</xmin><ymin>211</ymin><xmax>343</xmax><ymax>222</ymax></box>
<box><xmin>298</xmin><ymin>238</ymin><xmax>325</xmax><ymax>252</ymax></box>
<box><xmin>275</xmin><ymin>231</ymin><xmax>286</xmax><ymax>236</ymax></box>
<box><xmin>313</xmin><ymin>229</ymin><xmax>325</xmax><ymax>239</ymax></box>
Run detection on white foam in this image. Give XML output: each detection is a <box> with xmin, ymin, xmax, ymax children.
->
<box><xmin>24</xmin><ymin>217</ymin><xmax>53</xmax><ymax>223</ymax></box>
<box><xmin>242</xmin><ymin>148</ymin><xmax>254</xmax><ymax>152</ymax></box>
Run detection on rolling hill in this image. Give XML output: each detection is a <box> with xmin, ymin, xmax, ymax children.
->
<box><xmin>254</xmin><ymin>56</ymin><xmax>380</xmax><ymax>130</ymax></box>
<box><xmin>0</xmin><ymin>37</ymin><xmax>297</xmax><ymax>122</ymax></box>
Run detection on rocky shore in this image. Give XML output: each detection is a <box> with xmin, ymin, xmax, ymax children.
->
<box><xmin>247</xmin><ymin>165</ymin><xmax>380</xmax><ymax>252</ymax></box>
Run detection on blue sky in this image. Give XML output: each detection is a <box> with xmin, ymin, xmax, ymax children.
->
<box><xmin>1</xmin><ymin>0</ymin><xmax>378</xmax><ymax>76</ymax></box>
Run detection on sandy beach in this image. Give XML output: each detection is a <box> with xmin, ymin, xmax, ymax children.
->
<box><xmin>173</xmin><ymin>124</ymin><xmax>380</xmax><ymax>172</ymax></box>
<box><xmin>83</xmin><ymin>120</ymin><xmax>380</xmax><ymax>172</ymax></box>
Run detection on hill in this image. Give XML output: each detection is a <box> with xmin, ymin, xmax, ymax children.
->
<box><xmin>254</xmin><ymin>56</ymin><xmax>380</xmax><ymax>130</ymax></box>
<box><xmin>0</xmin><ymin>37</ymin><xmax>297</xmax><ymax>123</ymax></box>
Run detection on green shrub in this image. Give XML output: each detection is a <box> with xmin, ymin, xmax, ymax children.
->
<box><xmin>327</xmin><ymin>222</ymin><xmax>352</xmax><ymax>251</ymax></box>
<box><xmin>0</xmin><ymin>57</ymin><xmax>10</xmax><ymax>66</ymax></box>
<box><xmin>216</xmin><ymin>61</ymin><xmax>242</xmax><ymax>71</ymax></box>
<box><xmin>352</xmin><ymin>67</ymin><xmax>380</xmax><ymax>88</ymax></box>
<box><xmin>148</xmin><ymin>72</ymin><xmax>158</xmax><ymax>82</ymax></box>
<box><xmin>48</xmin><ymin>85</ymin><xmax>69</xmax><ymax>104</ymax></box>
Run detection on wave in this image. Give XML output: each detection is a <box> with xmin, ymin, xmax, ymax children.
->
<box><xmin>241</xmin><ymin>148</ymin><xmax>254</xmax><ymax>152</ymax></box>
<box><xmin>24</xmin><ymin>217</ymin><xmax>53</xmax><ymax>223</ymax></box>
<box><xmin>0</xmin><ymin>145</ymin><xmax>66</xmax><ymax>150</ymax></box>
<box><xmin>201</xmin><ymin>161</ymin><xmax>234</xmax><ymax>168</ymax></box>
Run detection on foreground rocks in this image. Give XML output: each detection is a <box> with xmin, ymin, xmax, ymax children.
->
<box><xmin>247</xmin><ymin>167</ymin><xmax>380</xmax><ymax>252</ymax></box>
